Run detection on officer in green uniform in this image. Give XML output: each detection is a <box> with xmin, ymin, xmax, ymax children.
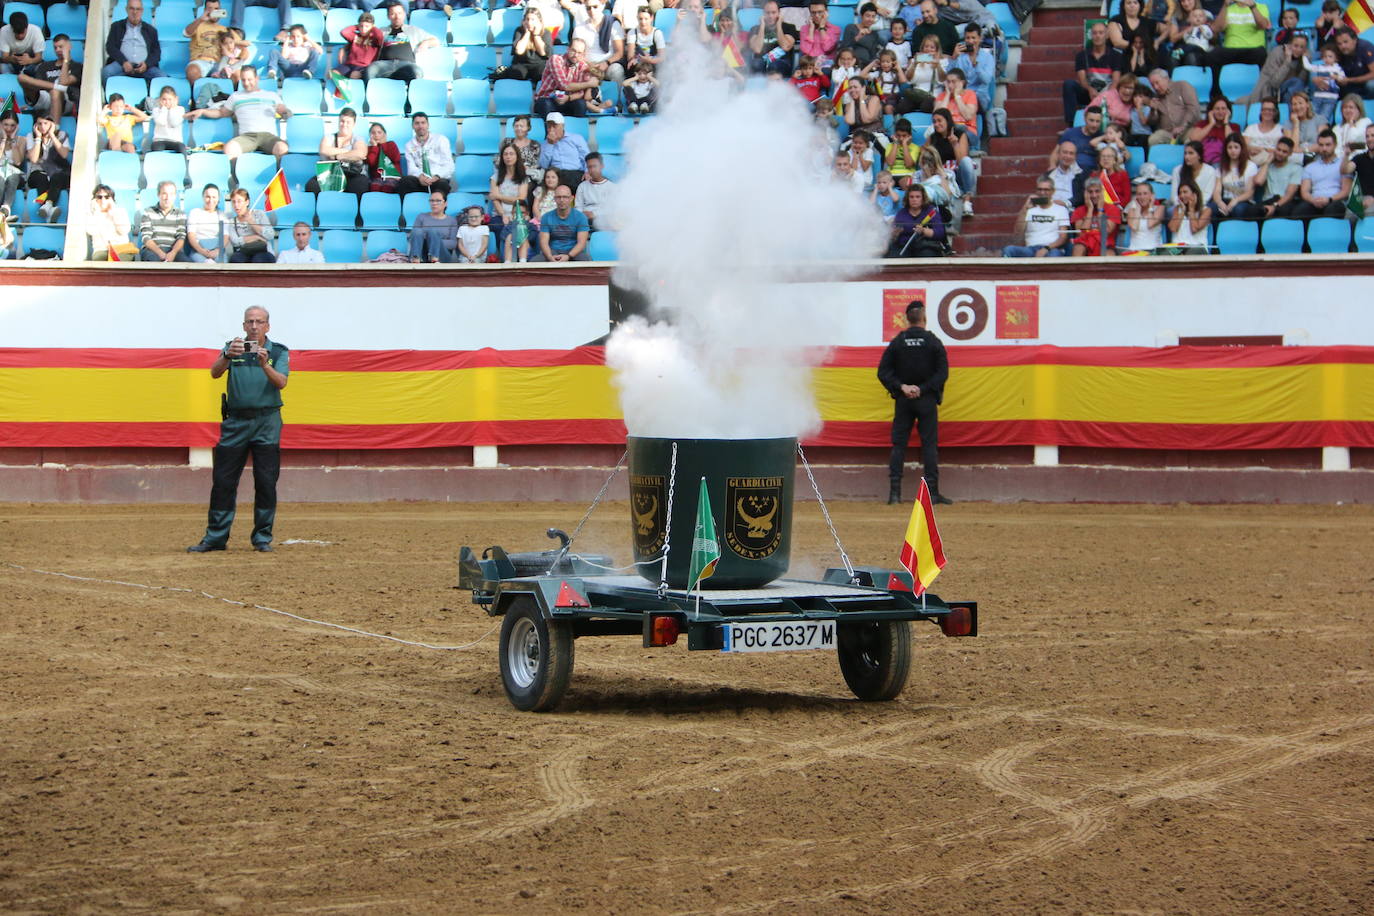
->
<box><xmin>188</xmin><ymin>306</ymin><xmax>290</xmax><ymax>553</ymax></box>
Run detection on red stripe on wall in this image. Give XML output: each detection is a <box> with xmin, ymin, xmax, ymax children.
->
<box><xmin>812</xmin><ymin>420</ymin><xmax>1374</xmax><ymax>450</ymax></box>
<box><xmin>0</xmin><ymin>346</ymin><xmax>613</xmax><ymax>371</ymax></box>
<box><xmin>824</xmin><ymin>345</ymin><xmax>1374</xmax><ymax>370</ymax></box>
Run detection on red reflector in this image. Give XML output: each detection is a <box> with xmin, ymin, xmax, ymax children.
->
<box><xmin>649</xmin><ymin>615</ymin><xmax>680</xmax><ymax>647</ymax></box>
<box><xmin>555</xmin><ymin>581</ymin><xmax>589</xmax><ymax>608</ymax></box>
<box><xmin>940</xmin><ymin>606</ymin><xmax>973</xmax><ymax>637</ymax></box>
<box><xmin>887</xmin><ymin>573</ymin><xmax>911</xmax><ymax>592</ymax></box>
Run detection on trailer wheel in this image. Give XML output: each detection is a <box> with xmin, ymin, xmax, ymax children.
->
<box><xmin>499</xmin><ymin>597</ymin><xmax>575</xmax><ymax>712</ymax></box>
<box><xmin>837</xmin><ymin>619</ymin><xmax>912</xmax><ymax>701</ymax></box>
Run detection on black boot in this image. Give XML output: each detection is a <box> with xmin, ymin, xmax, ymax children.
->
<box><xmin>932</xmin><ymin>491</ymin><xmax>954</xmax><ymax>505</ymax></box>
<box><xmin>887</xmin><ymin>481</ymin><xmax>901</xmax><ymax>505</ymax></box>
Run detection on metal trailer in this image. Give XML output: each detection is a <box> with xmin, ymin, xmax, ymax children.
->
<box><xmin>459</xmin><ymin>534</ymin><xmax>979</xmax><ymax>712</ymax></box>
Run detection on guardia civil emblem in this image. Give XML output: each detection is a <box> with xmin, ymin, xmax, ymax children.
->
<box><xmin>629</xmin><ymin>474</ymin><xmax>666</xmax><ymax>557</ymax></box>
<box><xmin>725</xmin><ymin>476</ymin><xmax>784</xmax><ymax>560</ymax></box>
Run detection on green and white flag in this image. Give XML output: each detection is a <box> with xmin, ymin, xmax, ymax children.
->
<box><xmin>688</xmin><ymin>478</ymin><xmax>720</xmax><ymax>592</ymax></box>
<box><xmin>1348</xmin><ymin>174</ymin><xmax>1365</xmax><ymax>221</ymax></box>
<box><xmin>379</xmin><ymin>155</ymin><xmax>401</xmax><ymax>179</ymax></box>
<box><xmin>314</xmin><ymin>160</ymin><xmax>345</xmax><ymax>193</ymax></box>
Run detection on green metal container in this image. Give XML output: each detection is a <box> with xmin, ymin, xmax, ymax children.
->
<box><xmin>628</xmin><ymin>436</ymin><xmax>796</xmax><ymax>589</ymax></box>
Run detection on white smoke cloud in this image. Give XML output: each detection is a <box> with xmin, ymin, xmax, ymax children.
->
<box><xmin>605</xmin><ymin>33</ymin><xmax>887</xmax><ymax>440</ymax></box>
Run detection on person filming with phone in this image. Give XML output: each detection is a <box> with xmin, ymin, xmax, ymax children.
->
<box><xmin>188</xmin><ymin>306</ymin><xmax>290</xmax><ymax>554</ymax></box>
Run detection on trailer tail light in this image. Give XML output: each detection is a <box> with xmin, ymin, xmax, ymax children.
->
<box><xmin>648</xmin><ymin>615</ymin><xmax>681</xmax><ymax>647</ymax></box>
<box><xmin>887</xmin><ymin>573</ymin><xmax>911</xmax><ymax>592</ymax></box>
<box><xmin>555</xmin><ymin>581</ymin><xmax>589</xmax><ymax>608</ymax></box>
<box><xmin>940</xmin><ymin>605</ymin><xmax>977</xmax><ymax>637</ymax></box>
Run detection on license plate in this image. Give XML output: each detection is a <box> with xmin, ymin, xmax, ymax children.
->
<box><xmin>721</xmin><ymin>621</ymin><xmax>836</xmax><ymax>653</ymax></box>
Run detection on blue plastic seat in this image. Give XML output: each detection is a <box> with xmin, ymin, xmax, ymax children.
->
<box><xmin>450</xmin><ymin>78</ymin><xmax>491</xmax><ymax>117</ymax></box>
<box><xmin>316</xmin><ymin>190</ymin><xmax>360</xmax><ymax>229</ymax></box>
<box><xmin>46</xmin><ymin>3</ymin><xmax>89</xmax><ymax>39</ymax></box>
<box><xmin>291</xmin><ymin>8</ymin><xmax>326</xmax><ymax>44</ymax></box>
<box><xmin>21</xmin><ymin>225</ymin><xmax>65</xmax><ymax>257</ymax></box>
<box><xmin>454</xmin><ymin>45</ymin><xmax>497</xmax><ymax>79</ymax></box>
<box><xmin>143</xmin><ymin>150</ymin><xmax>188</xmax><ymax>188</ymax></box>
<box><xmin>449</xmin><ymin>8</ymin><xmax>490</xmax><ymax>45</ymax></box>
<box><xmin>366</xmin><ymin>78</ymin><xmax>408</xmax><ymax>114</ymax></box>
<box><xmin>408</xmin><ymin>79</ymin><xmax>450</xmax><ymax>117</ymax></box>
<box><xmin>447</xmin><ymin>191</ymin><xmax>485</xmax><ymax>213</ymax></box>
<box><xmin>191</xmin><ymin>117</ymin><xmax>235</xmax><ymax>147</ymax></box>
<box><xmin>4</xmin><ymin>3</ymin><xmax>44</xmax><ymax>29</ymax></box>
<box><xmin>282</xmin><ymin>78</ymin><xmax>323</xmax><ymax>114</ymax></box>
<box><xmin>402</xmin><ymin>191</ymin><xmax>431</xmax><ymax>226</ymax></box>
<box><xmin>1260</xmin><ymin>218</ymin><xmax>1304</xmax><ymax>254</ymax></box>
<box><xmin>411</xmin><ymin>9</ymin><xmax>450</xmax><ymax>42</ymax></box>
<box><xmin>1217</xmin><ymin>64</ymin><xmax>1260</xmax><ymax>101</ymax></box>
<box><xmin>360</xmin><ymin>191</ymin><xmax>402</xmax><ymax>228</ymax></box>
<box><xmin>1147</xmin><ymin>144</ymin><xmax>1185</xmax><ymax>176</ymax></box>
<box><xmin>593</xmin><ymin>117</ymin><xmax>632</xmax><ymax>154</ymax></box>
<box><xmin>1170</xmin><ymin>66</ymin><xmax>1210</xmax><ymax>100</ymax></box>
<box><xmin>105</xmin><ymin>75</ymin><xmax>149</xmax><ymax>106</ymax></box>
<box><xmin>597</xmin><ymin>79</ymin><xmax>620</xmax><ymax>108</ymax></box>
<box><xmin>1355</xmin><ymin>217</ymin><xmax>1374</xmax><ymax>252</ymax></box>
<box><xmin>417</xmin><ymin>45</ymin><xmax>457</xmax><ymax>81</ymax></box>
<box><xmin>98</xmin><ymin>151</ymin><xmax>142</xmax><ymax>190</ymax></box>
<box><xmin>281</xmin><ymin>151</ymin><xmax>317</xmax><ymax>191</ymax></box>
<box><xmin>325</xmin><ymin>8</ymin><xmax>362</xmax><ymax>42</ymax></box>
<box><xmin>364</xmin><ymin>229</ymin><xmax>409</xmax><ymax>259</ymax></box>
<box><xmin>430</xmin><ymin>116</ymin><xmax>459</xmax><ymax>149</ymax></box>
<box><xmin>322</xmin><ymin>228</ymin><xmax>364</xmax><ymax>262</ymax></box>
<box><xmin>372</xmin><ymin>115</ymin><xmax>412</xmax><ymax>149</ymax></box>
<box><xmin>654</xmin><ymin>9</ymin><xmax>677</xmax><ymax>39</ymax></box>
<box><xmin>491</xmin><ymin>80</ymin><xmax>531</xmax><ymax>117</ymax></box>
<box><xmin>269</xmin><ymin>190</ymin><xmax>315</xmax><ymax>228</ymax></box>
<box><xmin>599</xmin><ymin>153</ymin><xmax>624</xmax><ymax>181</ymax></box>
<box><xmin>987</xmin><ymin>2</ymin><xmax>1022</xmax><ymax>40</ymax></box>
<box><xmin>737</xmin><ymin>8</ymin><xmax>763</xmax><ymax>32</ymax></box>
<box><xmin>187</xmin><ymin>151</ymin><xmax>231</xmax><ymax>191</ymax></box>
<box><xmin>234</xmin><ymin>152</ymin><xmax>279</xmax><ymax>195</ymax></box>
<box><xmin>561</xmin><ymin>116</ymin><xmax>590</xmax><ymax>140</ymax></box>
<box><xmin>149</xmin><ymin>76</ymin><xmax>193</xmax><ymax>106</ymax></box>
<box><xmin>587</xmin><ymin>230</ymin><xmax>618</xmax><ymax>261</ymax></box>
<box><xmin>286</xmin><ymin>114</ymin><xmax>325</xmax><ymax>150</ymax></box>
<box><xmin>830</xmin><ymin>6</ymin><xmax>855</xmax><ymax>27</ymax></box>
<box><xmin>161</xmin><ymin>40</ymin><xmax>191</xmax><ymax>72</ymax></box>
<box><xmin>459</xmin><ymin>117</ymin><xmax>502</xmax><ymax>154</ymax></box>
<box><xmin>452</xmin><ymin>155</ymin><xmax>493</xmax><ymax>191</ymax></box>
<box><xmin>1306</xmin><ymin>217</ymin><xmax>1352</xmax><ymax>253</ymax></box>
<box><xmin>489</xmin><ymin>7</ymin><xmax>521</xmax><ymax>44</ymax></box>
<box><xmin>1214</xmin><ymin>220</ymin><xmax>1258</xmax><ymax>255</ymax></box>
<box><xmin>242</xmin><ymin>7</ymin><xmax>280</xmax><ymax>42</ymax></box>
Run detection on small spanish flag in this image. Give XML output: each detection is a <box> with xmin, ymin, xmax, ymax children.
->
<box><xmin>262</xmin><ymin>169</ymin><xmax>292</xmax><ymax>212</ymax></box>
<box><xmin>1345</xmin><ymin>0</ymin><xmax>1374</xmax><ymax>33</ymax></box>
<box><xmin>34</xmin><ymin>189</ymin><xmax>49</xmax><ymax>206</ymax></box>
<box><xmin>830</xmin><ymin>77</ymin><xmax>850</xmax><ymax>109</ymax></box>
<box><xmin>898</xmin><ymin>478</ymin><xmax>947</xmax><ymax>596</ymax></box>
<box><xmin>721</xmin><ymin>36</ymin><xmax>744</xmax><ymax>69</ymax></box>
<box><xmin>107</xmin><ymin>243</ymin><xmax>121</xmax><ymax>262</ymax></box>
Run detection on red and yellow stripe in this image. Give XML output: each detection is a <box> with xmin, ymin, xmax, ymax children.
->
<box><xmin>2</xmin><ymin>346</ymin><xmax>1373</xmax><ymax>450</ymax></box>
<box><xmin>1346</xmin><ymin>0</ymin><xmax>1374</xmax><ymax>35</ymax></box>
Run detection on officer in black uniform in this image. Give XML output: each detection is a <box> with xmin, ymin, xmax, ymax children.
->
<box><xmin>188</xmin><ymin>306</ymin><xmax>290</xmax><ymax>553</ymax></box>
<box><xmin>877</xmin><ymin>299</ymin><xmax>952</xmax><ymax>506</ymax></box>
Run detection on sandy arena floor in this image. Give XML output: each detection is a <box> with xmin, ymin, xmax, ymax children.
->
<box><xmin>2</xmin><ymin>499</ymin><xmax>1372</xmax><ymax>914</ymax></box>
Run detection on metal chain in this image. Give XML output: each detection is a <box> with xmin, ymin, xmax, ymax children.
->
<box><xmin>658</xmin><ymin>441</ymin><xmax>679</xmax><ymax>596</ymax></box>
<box><xmin>797</xmin><ymin>443</ymin><xmax>857</xmax><ymax>583</ymax></box>
<box><xmin>546</xmin><ymin>449</ymin><xmax>628</xmax><ymax>574</ymax></box>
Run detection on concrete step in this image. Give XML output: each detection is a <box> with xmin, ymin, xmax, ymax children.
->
<box><xmin>1003</xmin><ymin>96</ymin><xmax>1064</xmax><ymax>119</ymax></box>
<box><xmin>1016</xmin><ymin>61</ymin><xmax>1074</xmax><ymax>82</ymax></box>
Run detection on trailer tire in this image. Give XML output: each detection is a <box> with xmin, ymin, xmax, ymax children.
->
<box><xmin>499</xmin><ymin>597</ymin><xmax>575</xmax><ymax>712</ymax></box>
<box><xmin>837</xmin><ymin>619</ymin><xmax>912</xmax><ymax>701</ymax></box>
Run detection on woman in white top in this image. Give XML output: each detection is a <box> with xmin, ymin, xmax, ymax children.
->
<box><xmin>185</xmin><ymin>183</ymin><xmax>226</xmax><ymax>263</ymax></box>
<box><xmin>1169</xmin><ymin>140</ymin><xmax>1217</xmax><ymax>207</ymax></box>
<box><xmin>1210</xmin><ymin>134</ymin><xmax>1259</xmax><ymax>220</ymax></box>
<box><xmin>150</xmin><ymin>85</ymin><xmax>186</xmax><ymax>153</ymax></box>
<box><xmin>1123</xmin><ymin>180</ymin><xmax>1165</xmax><ymax>252</ymax></box>
<box><xmin>1333</xmin><ymin>93</ymin><xmax>1372</xmax><ymax>162</ymax></box>
<box><xmin>489</xmin><ymin>144</ymin><xmax>531</xmax><ymax>262</ymax></box>
<box><xmin>1241</xmin><ymin>98</ymin><xmax>1283</xmax><ymax>166</ymax></box>
<box><xmin>907</xmin><ymin>35</ymin><xmax>946</xmax><ymax>95</ymax></box>
<box><xmin>86</xmin><ymin>184</ymin><xmax>133</xmax><ymax>260</ymax></box>
<box><xmin>1168</xmin><ymin>177</ymin><xmax>1211</xmax><ymax>253</ymax></box>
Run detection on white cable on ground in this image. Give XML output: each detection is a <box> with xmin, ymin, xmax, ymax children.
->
<box><xmin>2</xmin><ymin>561</ymin><xmax>498</xmax><ymax>651</ymax></box>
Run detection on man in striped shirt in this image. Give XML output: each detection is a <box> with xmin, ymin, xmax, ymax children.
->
<box><xmin>139</xmin><ymin>181</ymin><xmax>188</xmax><ymax>261</ymax></box>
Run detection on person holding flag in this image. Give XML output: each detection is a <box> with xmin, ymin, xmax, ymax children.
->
<box><xmin>365</xmin><ymin>121</ymin><xmax>404</xmax><ymax>192</ymax></box>
<box><xmin>1070</xmin><ymin>176</ymin><xmax>1122</xmax><ymax>256</ymax></box>
<box><xmin>878</xmin><ymin>299</ymin><xmax>951</xmax><ymax>506</ymax></box>
<box><xmin>224</xmin><ymin>187</ymin><xmax>276</xmax><ymax>263</ymax></box>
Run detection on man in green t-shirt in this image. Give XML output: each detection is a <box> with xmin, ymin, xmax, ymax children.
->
<box><xmin>188</xmin><ymin>306</ymin><xmax>290</xmax><ymax>553</ymax></box>
<box><xmin>1207</xmin><ymin>0</ymin><xmax>1270</xmax><ymax>87</ymax></box>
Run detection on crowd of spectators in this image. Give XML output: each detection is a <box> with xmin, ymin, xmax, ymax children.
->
<box><xmin>1013</xmin><ymin>0</ymin><xmax>1374</xmax><ymax>256</ymax></box>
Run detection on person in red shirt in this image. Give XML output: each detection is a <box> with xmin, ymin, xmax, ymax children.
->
<box><xmin>1187</xmin><ymin>95</ymin><xmax>1241</xmax><ymax>164</ymax></box>
<box><xmin>790</xmin><ymin>54</ymin><xmax>831</xmax><ymax>104</ymax></box>
<box><xmin>1089</xmin><ymin>145</ymin><xmax>1131</xmax><ymax>210</ymax></box>
<box><xmin>1071</xmin><ymin>177</ymin><xmax>1123</xmax><ymax>256</ymax></box>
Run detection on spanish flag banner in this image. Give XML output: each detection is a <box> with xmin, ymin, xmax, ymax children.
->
<box><xmin>898</xmin><ymin>478</ymin><xmax>946</xmax><ymax>597</ymax></box>
<box><xmin>721</xmin><ymin>35</ymin><xmax>745</xmax><ymax>69</ymax></box>
<box><xmin>1345</xmin><ymin>0</ymin><xmax>1374</xmax><ymax>34</ymax></box>
<box><xmin>262</xmin><ymin>169</ymin><xmax>292</xmax><ymax>212</ymax></box>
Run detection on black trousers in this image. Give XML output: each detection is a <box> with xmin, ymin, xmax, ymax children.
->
<box><xmin>889</xmin><ymin>394</ymin><xmax>940</xmax><ymax>494</ymax></box>
<box><xmin>204</xmin><ymin>434</ymin><xmax>281</xmax><ymax>546</ymax></box>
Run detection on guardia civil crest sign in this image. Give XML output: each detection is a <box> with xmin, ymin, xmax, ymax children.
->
<box><xmin>724</xmin><ymin>476</ymin><xmax>784</xmax><ymax>560</ymax></box>
<box><xmin>629</xmin><ymin>474</ymin><xmax>666</xmax><ymax>557</ymax></box>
